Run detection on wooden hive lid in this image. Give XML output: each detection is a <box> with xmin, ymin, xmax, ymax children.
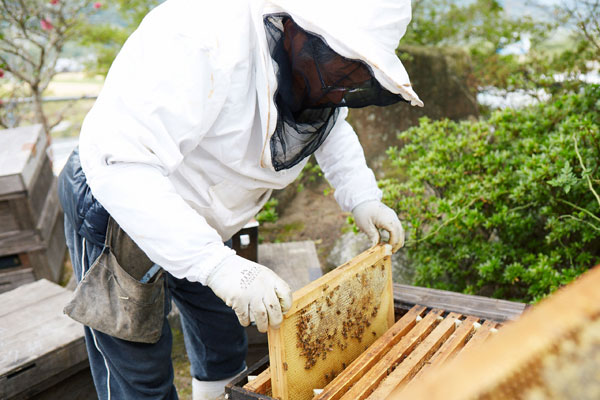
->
<box><xmin>0</xmin><ymin>124</ymin><xmax>47</xmax><ymax>196</ymax></box>
<box><xmin>0</xmin><ymin>279</ymin><xmax>87</xmax><ymax>399</ymax></box>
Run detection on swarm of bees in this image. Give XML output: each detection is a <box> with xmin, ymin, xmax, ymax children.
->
<box><xmin>294</xmin><ymin>271</ymin><xmax>382</xmax><ymax>374</ymax></box>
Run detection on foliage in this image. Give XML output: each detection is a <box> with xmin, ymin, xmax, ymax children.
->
<box><xmin>405</xmin><ymin>0</ymin><xmax>545</xmax><ymax>49</ymax></box>
<box><xmin>78</xmin><ymin>0</ymin><xmax>161</xmax><ymax>75</ymax></box>
<box><xmin>403</xmin><ymin>0</ymin><xmax>555</xmax><ymax>90</ymax></box>
<box><xmin>380</xmin><ymin>85</ymin><xmax>600</xmax><ymax>302</ymax></box>
<box><xmin>548</xmin><ymin>0</ymin><xmax>600</xmax><ymax>92</ymax></box>
<box><xmin>256</xmin><ymin>198</ymin><xmax>279</xmax><ymax>224</ymax></box>
<box><xmin>402</xmin><ymin>0</ymin><xmax>600</xmax><ymax>99</ymax></box>
<box><xmin>294</xmin><ymin>159</ymin><xmax>323</xmax><ymax>193</ymax></box>
<box><xmin>558</xmin><ymin>0</ymin><xmax>600</xmax><ymax>61</ymax></box>
<box><xmin>0</xmin><ymin>0</ymin><xmax>100</xmax><ymax>133</ymax></box>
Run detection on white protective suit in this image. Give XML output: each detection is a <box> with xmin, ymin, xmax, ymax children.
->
<box><xmin>78</xmin><ymin>0</ymin><xmax>422</xmax><ymax>285</ymax></box>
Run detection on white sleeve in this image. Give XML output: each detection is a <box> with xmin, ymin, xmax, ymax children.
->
<box><xmin>78</xmin><ymin>19</ymin><xmax>234</xmax><ymax>284</ymax></box>
<box><xmin>314</xmin><ymin>108</ymin><xmax>382</xmax><ymax>212</ymax></box>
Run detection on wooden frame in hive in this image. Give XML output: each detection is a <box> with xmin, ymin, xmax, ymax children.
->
<box><xmin>389</xmin><ymin>265</ymin><xmax>600</xmax><ymax>400</ymax></box>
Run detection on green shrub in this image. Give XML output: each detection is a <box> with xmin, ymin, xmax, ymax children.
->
<box><xmin>381</xmin><ymin>85</ymin><xmax>600</xmax><ymax>302</ymax></box>
<box><xmin>295</xmin><ymin>159</ymin><xmax>325</xmax><ymax>193</ymax></box>
<box><xmin>256</xmin><ymin>198</ymin><xmax>279</xmax><ymax>224</ymax></box>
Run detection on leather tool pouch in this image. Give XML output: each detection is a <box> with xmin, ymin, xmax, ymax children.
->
<box><xmin>64</xmin><ymin>217</ymin><xmax>165</xmax><ymax>343</ymax></box>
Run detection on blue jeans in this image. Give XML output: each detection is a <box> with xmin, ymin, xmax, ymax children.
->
<box><xmin>61</xmin><ymin>160</ymin><xmax>247</xmax><ymax>400</ymax></box>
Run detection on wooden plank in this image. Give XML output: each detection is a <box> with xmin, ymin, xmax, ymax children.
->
<box><xmin>227</xmin><ymin>355</ymin><xmax>274</xmax><ymax>400</ymax></box>
<box><xmin>0</xmin><ymin>279</ymin><xmax>66</xmax><ymax>318</ymax></box>
<box><xmin>340</xmin><ymin>309</ymin><xmax>444</xmax><ymax>400</ymax></box>
<box><xmin>365</xmin><ymin>312</ymin><xmax>461</xmax><ymax>400</ymax></box>
<box><xmin>0</xmin><ymin>201</ymin><xmax>20</xmax><ymax>235</ymax></box>
<box><xmin>0</xmin><ymin>336</ymin><xmax>87</xmax><ymax>399</ymax></box>
<box><xmin>28</xmin><ymin>156</ymin><xmax>54</xmax><ymax>223</ymax></box>
<box><xmin>0</xmin><ymin>292</ymin><xmax>81</xmax><ymax>353</ymax></box>
<box><xmin>0</xmin><ymin>152</ymin><xmax>53</xmax><ymax>239</ymax></box>
<box><xmin>460</xmin><ymin>319</ymin><xmax>498</xmax><ymax>352</ymax></box>
<box><xmin>35</xmin><ymin>179</ymin><xmax>60</xmax><ymax>243</ymax></box>
<box><xmin>258</xmin><ymin>241</ymin><xmax>322</xmax><ymax>292</ymax></box>
<box><xmin>30</xmin><ymin>200</ymin><xmax>65</xmax><ymax>283</ymax></box>
<box><xmin>0</xmin><ymin>267</ymin><xmax>35</xmax><ymax>294</ymax></box>
<box><xmin>384</xmin><ymin>259</ymin><xmax>395</xmax><ymax>328</ymax></box>
<box><xmin>315</xmin><ymin>305</ymin><xmax>426</xmax><ymax>400</ymax></box>
<box><xmin>409</xmin><ymin>315</ymin><xmax>479</xmax><ymax>382</ymax></box>
<box><xmin>0</xmin><ymin>231</ymin><xmax>44</xmax><ymax>257</ymax></box>
<box><xmin>268</xmin><ymin>245</ymin><xmax>395</xmax><ymax>400</ymax></box>
<box><xmin>244</xmin><ymin>367</ymin><xmax>272</xmax><ymax>394</ymax></box>
<box><xmin>388</xmin><ymin>265</ymin><xmax>600</xmax><ymax>400</ymax></box>
<box><xmin>0</xmin><ymin>280</ymin><xmax>87</xmax><ymax>400</ymax></box>
<box><xmin>0</xmin><ymin>182</ymin><xmax>65</xmax><ymax>283</ymax></box>
<box><xmin>0</xmin><ymin>125</ymin><xmax>46</xmax><ymax>196</ymax></box>
<box><xmin>267</xmin><ymin>325</ymin><xmax>288</xmax><ymax>400</ymax></box>
<box><xmin>0</xmin><ymin>198</ymin><xmax>35</xmax><ymax>238</ymax></box>
<box><xmin>0</xmin><ymin>167</ymin><xmax>57</xmax><ymax>240</ymax></box>
<box><xmin>28</xmin><ymin>364</ymin><xmax>95</xmax><ymax>400</ymax></box>
<box><xmin>393</xmin><ymin>283</ymin><xmax>526</xmax><ymax>322</ymax></box>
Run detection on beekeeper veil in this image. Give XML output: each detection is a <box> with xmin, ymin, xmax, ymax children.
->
<box><xmin>263</xmin><ymin>0</ymin><xmax>423</xmax><ymax>171</ymax></box>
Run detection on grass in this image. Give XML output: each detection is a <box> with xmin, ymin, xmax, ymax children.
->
<box><xmin>172</xmin><ymin>325</ymin><xmax>193</xmax><ymax>399</ymax></box>
<box><xmin>260</xmin><ymin>220</ymin><xmax>306</xmax><ymax>243</ymax></box>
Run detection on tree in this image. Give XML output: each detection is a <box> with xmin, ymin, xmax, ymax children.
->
<box><xmin>0</xmin><ymin>0</ymin><xmax>100</xmax><ymax>135</ymax></box>
<box><xmin>399</xmin><ymin>0</ymin><xmax>578</xmax><ymax>97</ymax></box>
<box><xmin>560</xmin><ymin>0</ymin><xmax>600</xmax><ymax>59</ymax></box>
<box><xmin>549</xmin><ymin>0</ymin><xmax>600</xmax><ymax>88</ymax></box>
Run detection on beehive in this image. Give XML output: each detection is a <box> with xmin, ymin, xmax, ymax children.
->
<box><xmin>267</xmin><ymin>245</ymin><xmax>395</xmax><ymax>400</ymax></box>
<box><xmin>0</xmin><ymin>125</ymin><xmax>65</xmax><ymax>291</ymax></box>
<box><xmin>389</xmin><ymin>265</ymin><xmax>600</xmax><ymax>400</ymax></box>
<box><xmin>243</xmin><ymin>306</ymin><xmax>504</xmax><ymax>400</ymax></box>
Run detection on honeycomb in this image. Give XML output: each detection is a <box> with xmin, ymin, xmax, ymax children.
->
<box><xmin>271</xmin><ymin>252</ymin><xmax>394</xmax><ymax>400</ymax></box>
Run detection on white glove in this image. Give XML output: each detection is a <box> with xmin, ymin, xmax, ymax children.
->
<box><xmin>352</xmin><ymin>200</ymin><xmax>405</xmax><ymax>252</ymax></box>
<box><xmin>206</xmin><ymin>254</ymin><xmax>293</xmax><ymax>333</ymax></box>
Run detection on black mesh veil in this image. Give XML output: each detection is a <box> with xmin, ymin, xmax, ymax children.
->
<box><xmin>264</xmin><ymin>14</ymin><xmax>408</xmax><ymax>171</ymax></box>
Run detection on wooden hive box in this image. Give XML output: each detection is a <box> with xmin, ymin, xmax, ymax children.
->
<box><xmin>0</xmin><ymin>125</ymin><xmax>66</xmax><ymax>292</ymax></box>
<box><xmin>0</xmin><ymin>279</ymin><xmax>91</xmax><ymax>400</ymax></box>
<box><xmin>226</xmin><ymin>248</ymin><xmax>527</xmax><ymax>400</ymax></box>
<box><xmin>390</xmin><ymin>265</ymin><xmax>600</xmax><ymax>400</ymax></box>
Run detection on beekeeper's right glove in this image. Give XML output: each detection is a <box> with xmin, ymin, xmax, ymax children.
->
<box><xmin>206</xmin><ymin>254</ymin><xmax>293</xmax><ymax>333</ymax></box>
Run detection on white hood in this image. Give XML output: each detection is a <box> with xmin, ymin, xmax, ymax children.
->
<box><xmin>265</xmin><ymin>0</ymin><xmax>422</xmax><ymax>106</ymax></box>
<box><xmin>252</xmin><ymin>0</ymin><xmax>423</xmax><ymax>170</ymax></box>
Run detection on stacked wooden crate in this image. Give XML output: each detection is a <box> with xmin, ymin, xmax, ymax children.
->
<box><xmin>0</xmin><ymin>279</ymin><xmax>93</xmax><ymax>400</ymax></box>
<box><xmin>0</xmin><ymin>125</ymin><xmax>66</xmax><ymax>293</ymax></box>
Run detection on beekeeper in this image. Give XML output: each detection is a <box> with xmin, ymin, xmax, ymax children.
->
<box><xmin>58</xmin><ymin>0</ymin><xmax>422</xmax><ymax>399</ymax></box>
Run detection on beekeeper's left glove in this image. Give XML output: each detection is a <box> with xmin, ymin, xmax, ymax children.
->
<box><xmin>206</xmin><ymin>255</ymin><xmax>293</xmax><ymax>333</ymax></box>
<box><xmin>352</xmin><ymin>200</ymin><xmax>405</xmax><ymax>252</ymax></box>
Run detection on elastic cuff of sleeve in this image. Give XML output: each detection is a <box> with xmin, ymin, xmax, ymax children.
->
<box><xmin>351</xmin><ymin>198</ymin><xmax>381</xmax><ymax>213</ymax></box>
<box><xmin>342</xmin><ymin>188</ymin><xmax>383</xmax><ymax>213</ymax></box>
<box><xmin>189</xmin><ymin>243</ymin><xmax>236</xmax><ymax>285</ymax></box>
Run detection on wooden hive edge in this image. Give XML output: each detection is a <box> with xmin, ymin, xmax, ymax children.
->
<box><xmin>387</xmin><ymin>265</ymin><xmax>600</xmax><ymax>400</ymax></box>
